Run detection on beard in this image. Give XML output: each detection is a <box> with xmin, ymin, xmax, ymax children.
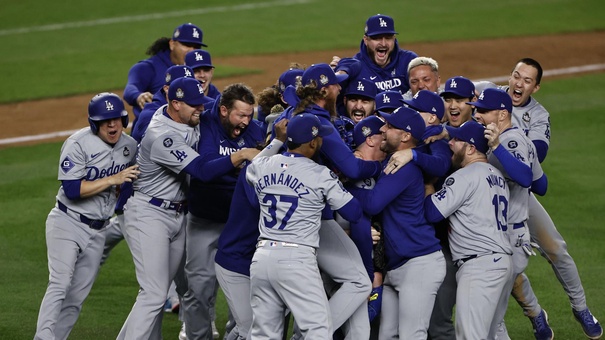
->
<box><xmin>451</xmin><ymin>144</ymin><xmax>468</xmax><ymax>170</ymax></box>
<box><xmin>325</xmin><ymin>92</ymin><xmax>338</xmax><ymax>118</ymax></box>
<box><xmin>221</xmin><ymin>116</ymin><xmax>248</xmax><ymax>139</ymax></box>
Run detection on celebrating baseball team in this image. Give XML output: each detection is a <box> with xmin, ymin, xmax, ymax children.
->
<box><xmin>33</xmin><ymin>13</ymin><xmax>602</xmax><ymax>340</ymax></box>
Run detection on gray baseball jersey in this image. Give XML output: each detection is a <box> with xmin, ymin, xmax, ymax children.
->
<box><xmin>134</xmin><ymin>105</ymin><xmax>199</xmax><ymax>200</ymax></box>
<box><xmin>487</xmin><ymin>127</ymin><xmax>544</xmax><ymax>225</ymax></box>
<box><xmin>246</xmin><ymin>153</ymin><xmax>353</xmax><ymax>248</ymax></box>
<box><xmin>430</xmin><ymin>162</ymin><xmax>512</xmax><ymax>261</ymax></box>
<box><xmin>57</xmin><ymin>127</ymin><xmax>137</xmax><ymax>219</ymax></box>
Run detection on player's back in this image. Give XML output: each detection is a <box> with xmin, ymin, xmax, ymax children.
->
<box><xmin>246</xmin><ymin>153</ymin><xmax>351</xmax><ymax>249</ymax></box>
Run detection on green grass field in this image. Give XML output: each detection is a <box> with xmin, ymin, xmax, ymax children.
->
<box><xmin>1</xmin><ymin>0</ymin><xmax>604</xmax><ymax>339</ymax></box>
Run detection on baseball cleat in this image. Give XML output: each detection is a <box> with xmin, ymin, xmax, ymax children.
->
<box><xmin>530</xmin><ymin>309</ymin><xmax>554</xmax><ymax>340</ymax></box>
<box><xmin>212</xmin><ymin>320</ymin><xmax>219</xmax><ymax>339</ymax></box>
<box><xmin>179</xmin><ymin>322</ymin><xmax>187</xmax><ymax>340</ymax></box>
<box><xmin>573</xmin><ymin>308</ymin><xmax>603</xmax><ymax>339</ymax></box>
<box><xmin>163</xmin><ymin>298</ymin><xmax>173</xmax><ymax>313</ymax></box>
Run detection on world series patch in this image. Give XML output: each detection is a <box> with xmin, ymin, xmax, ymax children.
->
<box><xmin>163</xmin><ymin>138</ymin><xmax>173</xmax><ymax>147</ymax></box>
<box><xmin>445</xmin><ymin>177</ymin><xmax>455</xmax><ymax>186</ymax></box>
<box><xmin>508</xmin><ymin>140</ymin><xmax>518</xmax><ymax>149</ymax></box>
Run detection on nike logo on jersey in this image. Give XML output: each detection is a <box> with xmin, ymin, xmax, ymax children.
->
<box><xmin>91</xmin><ymin>152</ymin><xmax>101</xmax><ymax>158</ymax></box>
<box><xmin>220</xmin><ymin>139</ymin><xmax>226</xmax><ymax>143</ymax></box>
<box><xmin>493</xmin><ymin>257</ymin><xmax>502</xmax><ymax>263</ymax></box>
<box><xmin>370</xmin><ymin>76</ymin><xmax>377</xmax><ymax>80</ymax></box>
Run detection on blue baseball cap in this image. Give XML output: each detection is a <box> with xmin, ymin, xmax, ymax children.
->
<box><xmin>287</xmin><ymin>113</ymin><xmax>333</xmax><ymax>144</ymax></box>
<box><xmin>185</xmin><ymin>49</ymin><xmax>214</xmax><ymax>70</ymax></box>
<box><xmin>448</xmin><ymin>120</ymin><xmax>489</xmax><ymax>154</ymax></box>
<box><xmin>440</xmin><ymin>76</ymin><xmax>476</xmax><ymax>99</ymax></box>
<box><xmin>302</xmin><ymin>64</ymin><xmax>348</xmax><ymax>88</ymax></box>
<box><xmin>365</xmin><ymin>14</ymin><xmax>397</xmax><ymax>37</ymax></box>
<box><xmin>467</xmin><ymin>88</ymin><xmax>512</xmax><ymax>113</ymax></box>
<box><xmin>164</xmin><ymin>65</ymin><xmax>194</xmax><ymax>85</ymax></box>
<box><xmin>278</xmin><ymin>68</ymin><xmax>304</xmax><ymax>94</ymax></box>
<box><xmin>380</xmin><ymin>106</ymin><xmax>425</xmax><ymax>140</ymax></box>
<box><xmin>375</xmin><ymin>90</ymin><xmax>404</xmax><ymax>113</ymax></box>
<box><xmin>173</xmin><ymin>23</ymin><xmax>206</xmax><ymax>47</ymax></box>
<box><xmin>168</xmin><ymin>77</ymin><xmax>212</xmax><ymax>106</ymax></box>
<box><xmin>344</xmin><ymin>78</ymin><xmax>377</xmax><ymax>100</ymax></box>
<box><xmin>402</xmin><ymin>90</ymin><xmax>445</xmax><ymax>120</ymax></box>
<box><xmin>353</xmin><ymin>115</ymin><xmax>385</xmax><ymax>146</ymax></box>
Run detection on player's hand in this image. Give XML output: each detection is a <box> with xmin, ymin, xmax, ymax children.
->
<box><xmin>371</xmin><ymin>226</ymin><xmax>381</xmax><ymax>245</ymax></box>
<box><xmin>273</xmin><ymin>118</ymin><xmax>288</xmax><ymax>143</ymax></box>
<box><xmin>384</xmin><ymin>149</ymin><xmax>413</xmax><ymax>174</ymax></box>
<box><xmin>137</xmin><ymin>92</ymin><xmax>153</xmax><ymax>109</ymax></box>
<box><xmin>329</xmin><ymin>56</ymin><xmax>341</xmax><ymax>69</ymax></box>
<box><xmin>424</xmin><ymin>126</ymin><xmax>448</xmax><ymax>144</ymax></box>
<box><xmin>113</xmin><ymin>164</ymin><xmax>140</xmax><ymax>185</ymax></box>
<box><xmin>484</xmin><ymin>122</ymin><xmax>500</xmax><ymax>149</ymax></box>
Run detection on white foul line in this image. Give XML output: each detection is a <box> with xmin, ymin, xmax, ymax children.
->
<box><xmin>0</xmin><ymin>0</ymin><xmax>313</xmax><ymax>36</ymax></box>
<box><xmin>1</xmin><ymin>63</ymin><xmax>604</xmax><ymax>146</ymax></box>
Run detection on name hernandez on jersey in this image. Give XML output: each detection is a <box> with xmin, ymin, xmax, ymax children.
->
<box><xmin>246</xmin><ymin>153</ymin><xmax>353</xmax><ymax>249</ymax></box>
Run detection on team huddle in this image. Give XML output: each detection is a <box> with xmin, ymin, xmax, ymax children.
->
<box><xmin>34</xmin><ymin>14</ymin><xmax>602</xmax><ymax>340</ymax></box>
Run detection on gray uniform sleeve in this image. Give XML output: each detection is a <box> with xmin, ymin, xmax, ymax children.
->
<box><xmin>150</xmin><ymin>131</ymin><xmax>199</xmax><ymax>174</ymax></box>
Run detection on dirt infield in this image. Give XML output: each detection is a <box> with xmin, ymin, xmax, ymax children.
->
<box><xmin>1</xmin><ymin>31</ymin><xmax>604</xmax><ymax>147</ymax></box>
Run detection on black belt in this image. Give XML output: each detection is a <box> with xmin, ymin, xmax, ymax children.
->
<box><xmin>455</xmin><ymin>254</ymin><xmax>478</xmax><ymax>268</ymax></box>
<box><xmin>57</xmin><ymin>201</ymin><xmax>108</xmax><ymax>230</ymax></box>
<box><xmin>148</xmin><ymin>197</ymin><xmax>187</xmax><ymax>213</ymax></box>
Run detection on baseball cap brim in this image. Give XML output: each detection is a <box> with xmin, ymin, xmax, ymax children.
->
<box><xmin>317</xmin><ymin>124</ymin><xmax>333</xmax><ymax>138</ymax></box>
<box><xmin>184</xmin><ymin>95</ymin><xmax>213</xmax><ymax>107</ymax></box>
<box><xmin>379</xmin><ymin>112</ymin><xmax>401</xmax><ymax>129</ymax></box>
<box><xmin>466</xmin><ymin>101</ymin><xmax>497</xmax><ymax>111</ymax></box>
<box><xmin>401</xmin><ymin>99</ymin><xmax>420</xmax><ymax>111</ymax></box>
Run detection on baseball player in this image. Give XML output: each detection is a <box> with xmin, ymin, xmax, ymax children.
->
<box><xmin>476</xmin><ymin>58</ymin><xmax>602</xmax><ymax>339</ymax></box>
<box><xmin>185</xmin><ymin>49</ymin><xmax>221</xmax><ymax>99</ymax></box>
<box><xmin>35</xmin><ymin>93</ymin><xmax>139</xmax><ymax>340</ymax></box>
<box><xmin>246</xmin><ymin>113</ymin><xmax>363</xmax><ymax>339</ymax></box>
<box><xmin>472</xmin><ymin>88</ymin><xmax>548</xmax><ymax>339</ymax></box>
<box><xmin>424</xmin><ymin>120</ymin><xmax>513</xmax><ymax>340</ymax></box>
<box><xmin>333</xmin><ymin>14</ymin><xmax>418</xmax><ymax>94</ymax></box>
<box><xmin>117</xmin><ymin>77</ymin><xmax>213</xmax><ymax>339</ymax></box>
<box><xmin>183</xmin><ymin>83</ymin><xmax>264</xmax><ymax>340</ymax></box>
<box><xmin>348</xmin><ymin>106</ymin><xmax>446</xmax><ymax>338</ymax></box>
<box><xmin>124</xmin><ymin>23</ymin><xmax>204</xmax><ymax>133</ymax></box>
<box><xmin>258</xmin><ymin>65</ymin><xmax>304</xmax><ymax>133</ymax></box>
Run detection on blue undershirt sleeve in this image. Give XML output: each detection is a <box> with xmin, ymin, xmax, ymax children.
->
<box><xmin>349</xmin><ymin>212</ymin><xmax>375</xmax><ymax>282</ymax></box>
<box><xmin>62</xmin><ymin>180</ymin><xmax>82</xmax><ymax>200</ymax></box>
<box><xmin>492</xmin><ymin>144</ymin><xmax>532</xmax><ymax>188</ymax></box>
<box><xmin>531</xmin><ymin>173</ymin><xmax>548</xmax><ymax>196</ymax></box>
<box><xmin>424</xmin><ymin>195</ymin><xmax>445</xmax><ymax>223</ymax></box>
<box><xmin>533</xmin><ymin>140</ymin><xmax>549</xmax><ymax>163</ymax></box>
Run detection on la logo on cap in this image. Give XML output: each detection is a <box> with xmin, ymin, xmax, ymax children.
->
<box><xmin>379</xmin><ymin>17</ymin><xmax>387</xmax><ymax>27</ymax></box>
<box><xmin>105</xmin><ymin>101</ymin><xmax>114</xmax><ymax>111</ymax></box>
<box><xmin>195</xmin><ymin>52</ymin><xmax>203</xmax><ymax>61</ymax></box>
<box><xmin>450</xmin><ymin>79</ymin><xmax>458</xmax><ymax>88</ymax></box>
<box><xmin>192</xmin><ymin>28</ymin><xmax>199</xmax><ymax>38</ymax></box>
<box><xmin>197</xmin><ymin>83</ymin><xmax>204</xmax><ymax>94</ymax></box>
<box><xmin>357</xmin><ymin>81</ymin><xmax>365</xmax><ymax>91</ymax></box>
<box><xmin>478</xmin><ymin>91</ymin><xmax>485</xmax><ymax>100</ymax></box>
<box><xmin>184</xmin><ymin>68</ymin><xmax>192</xmax><ymax>77</ymax></box>
<box><xmin>383</xmin><ymin>93</ymin><xmax>390</xmax><ymax>103</ymax></box>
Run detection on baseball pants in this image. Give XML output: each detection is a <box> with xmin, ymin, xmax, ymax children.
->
<box><xmin>455</xmin><ymin>253</ymin><xmax>513</xmax><ymax>340</ymax></box>
<box><xmin>250</xmin><ymin>242</ymin><xmax>331</xmax><ymax>339</ymax></box>
<box><xmin>427</xmin><ymin>244</ymin><xmax>457</xmax><ymax>340</ymax></box>
<box><xmin>35</xmin><ymin>209</ymin><xmax>106</xmax><ymax>340</ymax></box>
<box><xmin>512</xmin><ymin>193</ymin><xmax>587</xmax><ymax>317</ymax></box>
<box><xmin>183</xmin><ymin>214</ymin><xmax>232</xmax><ymax>340</ymax></box>
<box><xmin>117</xmin><ymin>194</ymin><xmax>186</xmax><ymax>340</ymax></box>
<box><xmin>317</xmin><ymin>219</ymin><xmax>372</xmax><ymax>339</ymax></box>
<box><xmin>216</xmin><ymin>263</ymin><xmax>252</xmax><ymax>340</ymax></box>
<box><xmin>379</xmin><ymin>250</ymin><xmax>446</xmax><ymax>339</ymax></box>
